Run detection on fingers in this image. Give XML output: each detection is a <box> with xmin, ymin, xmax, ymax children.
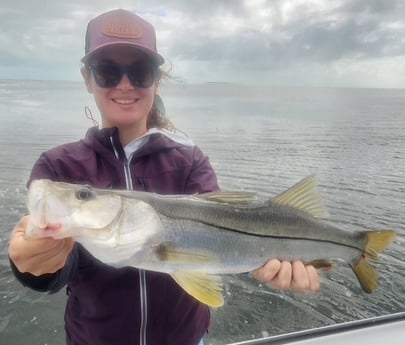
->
<box><xmin>8</xmin><ymin>215</ymin><xmax>74</xmax><ymax>276</ymax></box>
<box><xmin>290</xmin><ymin>260</ymin><xmax>320</xmax><ymax>291</ymax></box>
<box><xmin>30</xmin><ymin>238</ymin><xmax>72</xmax><ymax>264</ymax></box>
<box><xmin>251</xmin><ymin>259</ymin><xmax>321</xmax><ymax>292</ymax></box>
<box><xmin>10</xmin><ymin>237</ymin><xmax>73</xmax><ymax>276</ymax></box>
<box><xmin>306</xmin><ymin>264</ymin><xmax>320</xmax><ymax>291</ymax></box>
<box><xmin>251</xmin><ymin>258</ymin><xmax>281</xmax><ymax>282</ymax></box>
<box><xmin>34</xmin><ymin>239</ymin><xmax>73</xmax><ymax>274</ymax></box>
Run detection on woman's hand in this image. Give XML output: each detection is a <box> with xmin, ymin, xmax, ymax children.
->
<box><xmin>8</xmin><ymin>215</ymin><xmax>74</xmax><ymax>276</ymax></box>
<box><xmin>251</xmin><ymin>259</ymin><xmax>320</xmax><ymax>291</ymax></box>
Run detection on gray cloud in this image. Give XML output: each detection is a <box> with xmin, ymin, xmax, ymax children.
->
<box><xmin>0</xmin><ymin>0</ymin><xmax>404</xmax><ymax>87</ymax></box>
<box><xmin>167</xmin><ymin>0</ymin><xmax>405</xmax><ymax>63</ymax></box>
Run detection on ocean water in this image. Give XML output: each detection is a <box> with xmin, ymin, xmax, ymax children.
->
<box><xmin>0</xmin><ymin>80</ymin><xmax>404</xmax><ymax>344</ymax></box>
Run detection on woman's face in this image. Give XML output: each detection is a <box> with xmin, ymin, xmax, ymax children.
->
<box><xmin>82</xmin><ymin>46</ymin><xmax>158</xmax><ymax>135</ymax></box>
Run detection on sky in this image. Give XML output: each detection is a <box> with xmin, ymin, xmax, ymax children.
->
<box><xmin>1</xmin><ymin>0</ymin><xmax>405</xmax><ymax>88</ymax></box>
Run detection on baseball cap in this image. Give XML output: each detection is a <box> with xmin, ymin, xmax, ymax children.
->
<box><xmin>81</xmin><ymin>9</ymin><xmax>164</xmax><ymax>65</ymax></box>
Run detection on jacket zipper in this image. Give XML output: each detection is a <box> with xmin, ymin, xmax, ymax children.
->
<box><xmin>124</xmin><ymin>158</ymin><xmax>148</xmax><ymax>345</ymax></box>
<box><xmin>111</xmin><ymin>137</ymin><xmax>148</xmax><ymax>345</ymax></box>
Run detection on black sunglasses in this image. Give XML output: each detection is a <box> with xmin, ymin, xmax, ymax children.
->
<box><xmin>88</xmin><ymin>61</ymin><xmax>158</xmax><ymax>89</ymax></box>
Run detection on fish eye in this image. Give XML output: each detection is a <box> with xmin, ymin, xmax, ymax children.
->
<box><xmin>75</xmin><ymin>188</ymin><xmax>94</xmax><ymax>200</ymax></box>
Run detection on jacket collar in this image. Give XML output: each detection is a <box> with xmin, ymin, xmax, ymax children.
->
<box><xmin>83</xmin><ymin>126</ymin><xmax>193</xmax><ymax>161</ymax></box>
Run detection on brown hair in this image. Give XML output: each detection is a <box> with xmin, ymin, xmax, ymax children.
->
<box><xmin>147</xmin><ymin>67</ymin><xmax>176</xmax><ymax>131</ymax></box>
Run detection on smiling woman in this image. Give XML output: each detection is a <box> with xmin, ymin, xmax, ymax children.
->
<box><xmin>82</xmin><ymin>46</ymin><xmax>159</xmax><ymax>143</ymax></box>
<box><xmin>7</xmin><ymin>8</ymin><xmax>320</xmax><ymax>345</ymax></box>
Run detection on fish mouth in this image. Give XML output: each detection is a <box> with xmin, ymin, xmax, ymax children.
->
<box><xmin>27</xmin><ymin>186</ymin><xmax>48</xmax><ymax>229</ymax></box>
<box><xmin>32</xmin><ymin>223</ymin><xmax>63</xmax><ymax>238</ymax></box>
<box><xmin>26</xmin><ymin>189</ymin><xmax>66</xmax><ymax>238</ymax></box>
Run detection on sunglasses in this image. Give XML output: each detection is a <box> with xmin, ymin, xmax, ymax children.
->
<box><xmin>88</xmin><ymin>61</ymin><xmax>158</xmax><ymax>89</ymax></box>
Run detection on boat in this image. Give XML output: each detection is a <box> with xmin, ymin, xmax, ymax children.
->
<box><xmin>227</xmin><ymin>312</ymin><xmax>405</xmax><ymax>344</ymax></box>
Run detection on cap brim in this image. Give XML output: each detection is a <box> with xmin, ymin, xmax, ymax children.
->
<box><xmin>81</xmin><ymin>42</ymin><xmax>164</xmax><ymax>66</ymax></box>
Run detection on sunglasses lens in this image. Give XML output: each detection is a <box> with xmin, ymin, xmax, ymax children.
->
<box><xmin>90</xmin><ymin>63</ymin><xmax>122</xmax><ymax>88</ymax></box>
<box><xmin>89</xmin><ymin>62</ymin><xmax>157</xmax><ymax>89</ymax></box>
<box><xmin>127</xmin><ymin>62</ymin><xmax>157</xmax><ymax>88</ymax></box>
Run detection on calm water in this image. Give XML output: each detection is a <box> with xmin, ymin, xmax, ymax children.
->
<box><xmin>0</xmin><ymin>80</ymin><xmax>404</xmax><ymax>344</ymax></box>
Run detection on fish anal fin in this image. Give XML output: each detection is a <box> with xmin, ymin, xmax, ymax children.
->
<box><xmin>272</xmin><ymin>175</ymin><xmax>329</xmax><ymax>219</ymax></box>
<box><xmin>197</xmin><ymin>191</ymin><xmax>257</xmax><ymax>204</ymax></box>
<box><xmin>170</xmin><ymin>271</ymin><xmax>224</xmax><ymax>307</ymax></box>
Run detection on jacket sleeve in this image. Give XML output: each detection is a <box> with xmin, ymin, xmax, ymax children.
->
<box><xmin>184</xmin><ymin>146</ymin><xmax>220</xmax><ymax>194</ymax></box>
<box><xmin>10</xmin><ymin>245</ymin><xmax>79</xmax><ymax>293</ymax></box>
<box><xmin>10</xmin><ymin>153</ymin><xmax>79</xmax><ymax>293</ymax></box>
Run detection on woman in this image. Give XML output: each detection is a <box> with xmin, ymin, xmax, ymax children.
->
<box><xmin>8</xmin><ymin>9</ymin><xmax>320</xmax><ymax>345</ymax></box>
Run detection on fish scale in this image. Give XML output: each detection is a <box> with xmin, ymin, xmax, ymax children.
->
<box><xmin>140</xmin><ymin>216</ymin><xmax>364</xmax><ymax>276</ymax></box>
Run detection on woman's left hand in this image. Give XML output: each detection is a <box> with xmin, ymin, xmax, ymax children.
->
<box><xmin>251</xmin><ymin>259</ymin><xmax>320</xmax><ymax>291</ymax></box>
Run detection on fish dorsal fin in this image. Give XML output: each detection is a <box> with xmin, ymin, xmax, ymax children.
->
<box><xmin>272</xmin><ymin>175</ymin><xmax>329</xmax><ymax>218</ymax></box>
<box><xmin>170</xmin><ymin>271</ymin><xmax>224</xmax><ymax>307</ymax></box>
<box><xmin>197</xmin><ymin>191</ymin><xmax>257</xmax><ymax>204</ymax></box>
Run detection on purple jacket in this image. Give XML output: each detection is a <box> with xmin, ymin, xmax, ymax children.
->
<box><xmin>12</xmin><ymin>126</ymin><xmax>219</xmax><ymax>345</ymax></box>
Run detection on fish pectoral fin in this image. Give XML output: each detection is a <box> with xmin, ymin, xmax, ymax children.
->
<box><xmin>197</xmin><ymin>191</ymin><xmax>257</xmax><ymax>204</ymax></box>
<box><xmin>156</xmin><ymin>244</ymin><xmax>217</xmax><ymax>263</ymax></box>
<box><xmin>170</xmin><ymin>271</ymin><xmax>224</xmax><ymax>307</ymax></box>
<box><xmin>272</xmin><ymin>174</ymin><xmax>329</xmax><ymax>219</ymax></box>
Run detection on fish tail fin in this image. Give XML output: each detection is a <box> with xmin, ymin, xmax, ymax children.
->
<box><xmin>351</xmin><ymin>258</ymin><xmax>377</xmax><ymax>293</ymax></box>
<box><xmin>351</xmin><ymin>229</ymin><xmax>396</xmax><ymax>293</ymax></box>
<box><xmin>363</xmin><ymin>230</ymin><xmax>396</xmax><ymax>260</ymax></box>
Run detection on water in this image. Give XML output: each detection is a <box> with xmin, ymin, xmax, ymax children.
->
<box><xmin>0</xmin><ymin>80</ymin><xmax>404</xmax><ymax>344</ymax></box>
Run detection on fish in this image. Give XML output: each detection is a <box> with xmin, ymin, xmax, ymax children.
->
<box><xmin>25</xmin><ymin>175</ymin><xmax>396</xmax><ymax>307</ymax></box>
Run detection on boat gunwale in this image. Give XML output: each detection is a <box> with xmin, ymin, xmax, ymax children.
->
<box><xmin>226</xmin><ymin>312</ymin><xmax>405</xmax><ymax>345</ymax></box>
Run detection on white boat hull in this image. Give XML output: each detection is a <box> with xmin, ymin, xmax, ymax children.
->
<box><xmin>227</xmin><ymin>312</ymin><xmax>405</xmax><ymax>345</ymax></box>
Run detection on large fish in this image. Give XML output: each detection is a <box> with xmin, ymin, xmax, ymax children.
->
<box><xmin>26</xmin><ymin>175</ymin><xmax>395</xmax><ymax>307</ymax></box>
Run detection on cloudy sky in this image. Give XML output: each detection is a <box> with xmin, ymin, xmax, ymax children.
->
<box><xmin>1</xmin><ymin>0</ymin><xmax>405</xmax><ymax>88</ymax></box>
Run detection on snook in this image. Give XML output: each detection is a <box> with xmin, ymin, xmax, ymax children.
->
<box><xmin>26</xmin><ymin>175</ymin><xmax>396</xmax><ymax>307</ymax></box>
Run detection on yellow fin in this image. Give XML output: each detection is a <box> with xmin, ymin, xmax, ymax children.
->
<box><xmin>170</xmin><ymin>271</ymin><xmax>224</xmax><ymax>307</ymax></box>
<box><xmin>272</xmin><ymin>175</ymin><xmax>329</xmax><ymax>218</ymax></box>
<box><xmin>156</xmin><ymin>244</ymin><xmax>217</xmax><ymax>263</ymax></box>
<box><xmin>351</xmin><ymin>229</ymin><xmax>396</xmax><ymax>293</ymax></box>
<box><xmin>351</xmin><ymin>258</ymin><xmax>377</xmax><ymax>293</ymax></box>
<box><xmin>363</xmin><ymin>230</ymin><xmax>396</xmax><ymax>259</ymax></box>
<box><xmin>197</xmin><ymin>191</ymin><xmax>257</xmax><ymax>204</ymax></box>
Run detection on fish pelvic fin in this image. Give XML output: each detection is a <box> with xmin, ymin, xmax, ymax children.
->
<box><xmin>272</xmin><ymin>175</ymin><xmax>329</xmax><ymax>219</ymax></box>
<box><xmin>170</xmin><ymin>271</ymin><xmax>224</xmax><ymax>307</ymax></box>
<box><xmin>352</xmin><ymin>229</ymin><xmax>396</xmax><ymax>293</ymax></box>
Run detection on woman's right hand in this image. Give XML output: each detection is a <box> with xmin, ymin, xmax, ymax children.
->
<box><xmin>8</xmin><ymin>215</ymin><xmax>74</xmax><ymax>276</ymax></box>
